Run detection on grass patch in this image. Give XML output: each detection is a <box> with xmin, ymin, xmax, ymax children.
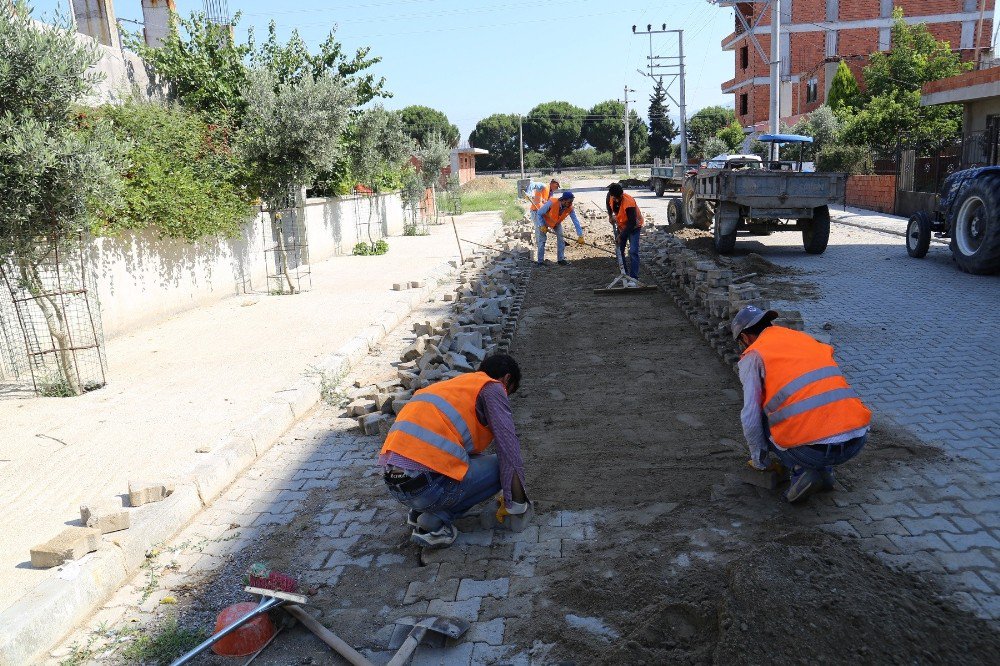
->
<box><xmin>120</xmin><ymin>615</ymin><xmax>206</xmax><ymax>665</ymax></box>
<box><xmin>457</xmin><ymin>184</ymin><xmax>525</xmax><ymax>225</ymax></box>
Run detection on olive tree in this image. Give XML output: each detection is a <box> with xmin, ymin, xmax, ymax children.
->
<box><xmin>416</xmin><ymin>132</ymin><xmax>451</xmax><ymax>222</ymax></box>
<box><xmin>238</xmin><ymin>68</ymin><xmax>354</xmax><ymax>293</ymax></box>
<box><xmin>0</xmin><ymin>2</ymin><xmax>125</xmax><ymax>395</ymax></box>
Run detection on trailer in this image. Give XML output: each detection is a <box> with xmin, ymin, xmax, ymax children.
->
<box><xmin>648</xmin><ymin>160</ymin><xmax>689</xmax><ymax>197</ymax></box>
<box><xmin>906</xmin><ymin>166</ymin><xmax>1000</xmax><ymax>275</ymax></box>
<box><xmin>667</xmin><ymin>134</ymin><xmax>846</xmax><ymax>255</ymax></box>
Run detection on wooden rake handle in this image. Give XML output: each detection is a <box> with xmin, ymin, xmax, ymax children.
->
<box><xmin>284</xmin><ymin>604</ymin><xmax>374</xmax><ymax>666</ymax></box>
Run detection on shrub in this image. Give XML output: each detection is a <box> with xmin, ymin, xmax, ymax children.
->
<box><xmin>816</xmin><ymin>144</ymin><xmax>874</xmax><ymax>175</ymax></box>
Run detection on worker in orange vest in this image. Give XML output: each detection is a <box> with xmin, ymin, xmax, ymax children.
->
<box><xmin>524</xmin><ymin>178</ymin><xmax>560</xmax><ymax>228</ymax></box>
<box><xmin>535</xmin><ymin>191</ymin><xmax>585</xmax><ymax>266</ymax></box>
<box><xmin>379</xmin><ymin>354</ymin><xmax>530</xmax><ymax>547</ymax></box>
<box><xmin>732</xmin><ymin>306</ymin><xmax>871</xmax><ymax>503</ymax></box>
<box><xmin>606</xmin><ymin>183</ymin><xmax>644</xmax><ymax>279</ymax></box>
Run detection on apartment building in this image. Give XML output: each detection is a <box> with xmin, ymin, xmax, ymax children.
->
<box><xmin>719</xmin><ymin>1</ymin><xmax>995</xmax><ymax>129</ymax></box>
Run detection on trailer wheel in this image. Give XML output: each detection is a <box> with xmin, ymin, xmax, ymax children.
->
<box><xmin>654</xmin><ymin>178</ymin><xmax>666</xmax><ymax>197</ymax></box>
<box><xmin>713</xmin><ymin>203</ymin><xmax>739</xmax><ymax>255</ymax></box>
<box><xmin>667</xmin><ymin>197</ymin><xmax>686</xmax><ymax>227</ymax></box>
<box><xmin>683</xmin><ymin>184</ymin><xmax>713</xmax><ymax>230</ymax></box>
<box><xmin>801</xmin><ymin>205</ymin><xmax>831</xmax><ymax>255</ymax></box>
<box><xmin>906</xmin><ymin>211</ymin><xmax>932</xmax><ymax>259</ymax></box>
<box><xmin>949</xmin><ymin>174</ymin><xmax>1000</xmax><ymax>274</ymax></box>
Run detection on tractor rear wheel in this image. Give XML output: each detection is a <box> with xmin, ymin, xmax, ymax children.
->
<box><xmin>949</xmin><ymin>174</ymin><xmax>1000</xmax><ymax>274</ymax></box>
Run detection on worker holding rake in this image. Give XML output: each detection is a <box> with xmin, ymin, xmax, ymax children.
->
<box><xmin>524</xmin><ymin>178</ymin><xmax>559</xmax><ymax>227</ymax></box>
<box><xmin>379</xmin><ymin>354</ymin><xmax>531</xmax><ymax>547</ymax></box>
<box><xmin>535</xmin><ymin>191</ymin><xmax>585</xmax><ymax>266</ymax></box>
<box><xmin>606</xmin><ymin>183</ymin><xmax>643</xmax><ymax>280</ymax></box>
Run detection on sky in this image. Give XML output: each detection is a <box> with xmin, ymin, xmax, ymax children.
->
<box><xmin>33</xmin><ymin>0</ymin><xmax>736</xmax><ymax>141</ymax></box>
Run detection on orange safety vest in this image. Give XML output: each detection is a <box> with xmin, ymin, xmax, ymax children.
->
<box><xmin>530</xmin><ymin>185</ymin><xmax>550</xmax><ymax>211</ymax></box>
<box><xmin>742</xmin><ymin>326</ymin><xmax>871</xmax><ymax>448</ymax></box>
<box><xmin>542</xmin><ymin>196</ymin><xmax>573</xmax><ymax>229</ymax></box>
<box><xmin>380</xmin><ymin>372</ymin><xmax>497</xmax><ymax>481</ymax></box>
<box><xmin>611</xmin><ymin>193</ymin><xmax>644</xmax><ymax>231</ymax></box>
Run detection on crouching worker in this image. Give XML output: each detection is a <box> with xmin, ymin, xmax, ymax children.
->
<box><xmin>379</xmin><ymin>354</ymin><xmax>530</xmax><ymax>547</ymax></box>
<box><xmin>536</xmin><ymin>191</ymin><xmax>585</xmax><ymax>266</ymax></box>
<box><xmin>733</xmin><ymin>305</ymin><xmax>871</xmax><ymax>503</ymax></box>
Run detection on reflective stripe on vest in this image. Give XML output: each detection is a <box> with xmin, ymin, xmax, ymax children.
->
<box><xmin>387</xmin><ymin>420</ymin><xmax>470</xmax><ymax>463</ymax></box>
<box><xmin>543</xmin><ymin>198</ymin><xmax>573</xmax><ymax>228</ymax></box>
<box><xmin>409</xmin><ymin>393</ymin><xmax>474</xmax><ymax>451</ymax></box>
<box><xmin>744</xmin><ymin>326</ymin><xmax>871</xmax><ymax>448</ymax></box>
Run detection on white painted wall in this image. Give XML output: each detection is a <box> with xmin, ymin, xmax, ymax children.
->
<box><xmin>88</xmin><ymin>193</ymin><xmax>406</xmax><ymax>339</ymax></box>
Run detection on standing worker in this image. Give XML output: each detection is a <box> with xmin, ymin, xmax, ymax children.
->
<box><xmin>606</xmin><ymin>183</ymin><xmax>643</xmax><ymax>280</ymax></box>
<box><xmin>524</xmin><ymin>178</ymin><xmax>560</xmax><ymax>227</ymax></box>
<box><xmin>732</xmin><ymin>306</ymin><xmax>872</xmax><ymax>503</ymax></box>
<box><xmin>536</xmin><ymin>191</ymin><xmax>585</xmax><ymax>266</ymax></box>
<box><xmin>378</xmin><ymin>355</ymin><xmax>531</xmax><ymax>547</ymax></box>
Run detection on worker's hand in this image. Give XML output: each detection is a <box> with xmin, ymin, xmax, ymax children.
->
<box><xmin>576</xmin><ymin>236</ymin><xmax>585</xmax><ymax>245</ymax></box>
<box><xmin>625</xmin><ymin>221</ymin><xmax>638</xmax><ymax>235</ymax></box>
<box><xmin>538</xmin><ymin>225</ymin><xmax>549</xmax><ymax>234</ymax></box>
<box><xmin>495</xmin><ymin>495</ymin><xmax>509</xmax><ymax>524</ymax></box>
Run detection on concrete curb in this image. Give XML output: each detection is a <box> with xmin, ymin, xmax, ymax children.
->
<box><xmin>830</xmin><ymin>210</ymin><xmax>949</xmax><ymax>246</ymax></box>
<box><xmin>0</xmin><ymin>227</ymin><xmax>497</xmax><ymax>665</ymax></box>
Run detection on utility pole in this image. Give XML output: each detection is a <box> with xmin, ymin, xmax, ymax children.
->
<box><xmin>974</xmin><ymin>0</ymin><xmax>988</xmax><ymax>68</ymax></box>
<box><xmin>519</xmin><ymin>115</ymin><xmax>525</xmax><ymax>179</ymax></box>
<box><xmin>769</xmin><ymin>0</ymin><xmax>781</xmax><ymax>162</ymax></box>
<box><xmin>623</xmin><ymin>86</ymin><xmax>635</xmax><ymax>176</ymax></box>
<box><xmin>633</xmin><ymin>24</ymin><xmax>688</xmax><ymax>166</ymax></box>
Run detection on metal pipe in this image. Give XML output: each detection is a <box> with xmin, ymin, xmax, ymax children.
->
<box><xmin>770</xmin><ymin>0</ymin><xmax>781</xmax><ymax>163</ymax></box>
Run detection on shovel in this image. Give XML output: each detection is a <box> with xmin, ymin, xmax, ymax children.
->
<box><xmin>385</xmin><ymin>615</ymin><xmax>470</xmax><ymax>666</ymax></box>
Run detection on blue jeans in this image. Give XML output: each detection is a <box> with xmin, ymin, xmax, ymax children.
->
<box><xmin>385</xmin><ymin>455</ymin><xmax>501</xmax><ymax>530</ymax></box>
<box><xmin>536</xmin><ymin>222</ymin><xmax>566</xmax><ymax>263</ymax></box>
<box><xmin>767</xmin><ymin>433</ymin><xmax>868</xmax><ymax>472</ymax></box>
<box><xmin>617</xmin><ymin>227</ymin><xmax>640</xmax><ymax>278</ymax></box>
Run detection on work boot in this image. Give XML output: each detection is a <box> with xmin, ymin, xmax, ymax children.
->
<box><xmin>406</xmin><ymin>509</ymin><xmax>421</xmax><ymax>528</ymax></box>
<box><xmin>557</xmin><ymin>260</ymin><xmax>569</xmax><ymax>266</ymax></box>
<box><xmin>819</xmin><ymin>466</ymin><xmax>836</xmax><ymax>492</ymax></box>
<box><xmin>410</xmin><ymin>523</ymin><xmax>458</xmax><ymax>548</ymax></box>
<box><xmin>783</xmin><ymin>468</ymin><xmax>822</xmax><ymax>503</ymax></box>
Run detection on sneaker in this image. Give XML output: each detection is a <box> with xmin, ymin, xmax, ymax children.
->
<box><xmin>410</xmin><ymin>524</ymin><xmax>459</xmax><ymax>548</ymax></box>
<box><xmin>406</xmin><ymin>509</ymin><xmax>421</xmax><ymax>528</ymax></box>
<box><xmin>534</xmin><ymin>261</ymin><xmax>546</xmax><ymax>267</ymax></box>
<box><xmin>783</xmin><ymin>469</ymin><xmax>823</xmax><ymax>503</ymax></box>
<box><xmin>557</xmin><ymin>260</ymin><xmax>569</xmax><ymax>266</ymax></box>
<box><xmin>819</xmin><ymin>467</ymin><xmax>835</xmax><ymax>492</ymax></box>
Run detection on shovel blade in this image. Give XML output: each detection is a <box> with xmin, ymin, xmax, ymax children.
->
<box><xmin>394</xmin><ymin>615</ymin><xmax>470</xmax><ymax>640</ymax></box>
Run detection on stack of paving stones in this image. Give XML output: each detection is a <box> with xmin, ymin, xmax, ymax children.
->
<box><xmin>642</xmin><ymin>228</ymin><xmax>803</xmax><ymax>373</ymax></box>
<box><xmin>346</xmin><ymin>228</ymin><xmax>533</xmax><ymax>441</ymax></box>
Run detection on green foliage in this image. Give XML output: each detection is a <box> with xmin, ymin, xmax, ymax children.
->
<box><xmin>701</xmin><ymin>136</ymin><xmax>729</xmax><ymax>160</ymax></box>
<box><xmin>0</xmin><ymin>1</ymin><xmax>125</xmax><ymax>256</ymax></box>
<box><xmin>237</xmin><ymin>67</ymin><xmax>354</xmax><ymax>212</ymax></box>
<box><xmin>827</xmin><ymin>60</ymin><xmax>861</xmax><ymax>114</ymax></box>
<box><xmin>124</xmin><ymin>12</ymin><xmax>251</xmax><ymax>120</ymax></box>
<box><xmin>524</xmin><ymin>150</ymin><xmax>552</xmax><ymax>170</ymax></box>
<box><xmin>400</xmin><ymin>105</ymin><xmax>459</xmax><ymax>147</ymax></box>
<box><xmin>352</xmin><ymin>239</ymin><xmax>389</xmax><ymax>255</ymax></box>
<box><xmin>816</xmin><ymin>144</ymin><xmax>873</xmax><ymax>175</ymax></box>
<box><xmin>120</xmin><ymin>615</ymin><xmax>206</xmax><ymax>665</ymax></box>
<box><xmin>688</xmin><ymin>106</ymin><xmax>737</xmax><ymax>159</ymax></box>
<box><xmin>345</xmin><ymin>107</ymin><xmax>412</xmax><ymax>192</ymax></box>
<box><xmin>93</xmin><ymin>101</ymin><xmax>251</xmax><ymax>241</ymax></box>
<box><xmin>583</xmin><ymin>100</ymin><xmax>648</xmax><ymax>167</ymax></box>
<box><xmin>416</xmin><ymin>132</ymin><xmax>451</xmax><ymax>189</ymax></box>
<box><xmin>524</xmin><ymin>101</ymin><xmax>586</xmax><ymax>168</ymax></box>
<box><xmin>469</xmin><ymin>113</ymin><xmax>521</xmax><ymax>171</ymax></box>
<box><xmin>648</xmin><ymin>77</ymin><xmax>678</xmax><ymax>160</ymax></box>
<box><xmin>716</xmin><ymin>121</ymin><xmax>746</xmax><ymax>152</ymax></box>
<box><xmin>803</xmin><ymin>105</ymin><xmax>840</xmax><ymax>150</ymax></box>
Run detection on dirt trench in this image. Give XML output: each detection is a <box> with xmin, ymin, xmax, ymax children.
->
<box><xmin>503</xmin><ymin>239</ymin><xmax>1000</xmax><ymax>664</ymax></box>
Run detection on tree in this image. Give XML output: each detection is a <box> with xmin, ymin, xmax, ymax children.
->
<box><xmin>827</xmin><ymin>60</ymin><xmax>861</xmax><ymax>114</ymax></box>
<box><xmin>805</xmin><ymin>105</ymin><xmax>840</xmax><ymax>150</ymax></box>
<box><xmin>416</xmin><ymin>132</ymin><xmax>451</xmax><ymax>219</ymax></box>
<box><xmin>701</xmin><ymin>137</ymin><xmax>729</xmax><ymax>160</ymax></box>
<box><xmin>647</xmin><ymin>77</ymin><xmax>678</xmax><ymax>159</ymax></box>
<box><xmin>716</xmin><ymin>121</ymin><xmax>746</xmax><ymax>152</ymax></box>
<box><xmin>523</xmin><ymin>101</ymin><xmax>586</xmax><ymax>169</ymax></box>
<box><xmin>238</xmin><ymin>68</ymin><xmax>354</xmax><ymax>293</ymax></box>
<box><xmin>687</xmin><ymin>105</ymin><xmax>737</xmax><ymax>158</ymax></box>
<box><xmin>0</xmin><ymin>2</ymin><xmax>126</xmax><ymax>395</ymax></box>
<box><xmin>582</xmin><ymin>100</ymin><xmax>647</xmax><ymax>171</ymax></box>
<box><xmin>469</xmin><ymin>113</ymin><xmax>521</xmax><ymax>171</ymax></box>
<box><xmin>400</xmin><ymin>106</ymin><xmax>459</xmax><ymax>148</ymax></box>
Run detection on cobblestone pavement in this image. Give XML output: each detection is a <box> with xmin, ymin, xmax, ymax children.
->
<box><xmin>589</xmin><ymin>180</ymin><xmax>1000</xmax><ymax>620</ymax></box>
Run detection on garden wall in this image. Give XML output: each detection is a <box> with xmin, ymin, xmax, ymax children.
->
<box><xmin>89</xmin><ymin>193</ymin><xmax>406</xmax><ymax>339</ymax></box>
<box><xmin>845</xmin><ymin>174</ymin><xmax>898</xmax><ymax>214</ymax></box>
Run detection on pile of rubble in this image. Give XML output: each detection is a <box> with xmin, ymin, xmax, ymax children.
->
<box><xmin>348</xmin><ymin>231</ymin><xmax>532</xmax><ymax>437</ymax></box>
<box><xmin>643</xmin><ymin>229</ymin><xmax>803</xmax><ymax>370</ymax></box>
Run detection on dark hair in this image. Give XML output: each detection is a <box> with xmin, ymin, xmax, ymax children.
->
<box><xmin>607</xmin><ymin>183</ymin><xmax>624</xmax><ymax>197</ymax></box>
<box><xmin>479</xmin><ymin>354</ymin><xmax>521</xmax><ymax>393</ymax></box>
<box><xmin>742</xmin><ymin>318</ymin><xmax>773</xmax><ymax>338</ymax></box>
<box><xmin>550</xmin><ymin>179</ymin><xmax>560</xmax><ymax>188</ymax></box>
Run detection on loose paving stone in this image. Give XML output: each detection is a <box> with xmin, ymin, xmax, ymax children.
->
<box><xmin>79</xmin><ymin>500</ymin><xmax>130</xmax><ymax>534</ymax></box>
<box><xmin>30</xmin><ymin>527</ymin><xmax>101</xmax><ymax>568</ymax></box>
<box><xmin>127</xmin><ymin>480</ymin><xmax>174</xmax><ymax>506</ymax></box>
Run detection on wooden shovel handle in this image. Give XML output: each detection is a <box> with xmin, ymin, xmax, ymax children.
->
<box><xmin>284</xmin><ymin>604</ymin><xmax>374</xmax><ymax>666</ymax></box>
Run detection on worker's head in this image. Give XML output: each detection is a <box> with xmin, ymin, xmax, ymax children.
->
<box><xmin>607</xmin><ymin>183</ymin><xmax>624</xmax><ymax>199</ymax></box>
<box><xmin>560</xmin><ymin>191</ymin><xmax>574</xmax><ymax>206</ymax></box>
<box><xmin>549</xmin><ymin>179</ymin><xmax>560</xmax><ymax>192</ymax></box>
<box><xmin>479</xmin><ymin>354</ymin><xmax>521</xmax><ymax>395</ymax></box>
<box><xmin>731</xmin><ymin>305</ymin><xmax>778</xmax><ymax>348</ymax></box>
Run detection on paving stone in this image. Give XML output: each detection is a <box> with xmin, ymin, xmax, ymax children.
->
<box><xmin>932</xmin><ymin>548</ymin><xmax>996</xmax><ymax>573</ymax></box>
<box><xmin>409</xmin><ymin>641</ymin><xmax>474</xmax><ymax>666</ymax></box>
<box><xmin>898</xmin><ymin>516</ymin><xmax>958</xmax><ymax>536</ymax></box>
<box><xmin>426</xmin><ymin>598</ymin><xmax>482</xmax><ymax>622</ymax></box>
<box><xmin>79</xmin><ymin>500</ymin><xmax>130</xmax><ymax>534</ymax></box>
<box><xmin>30</xmin><ymin>527</ymin><xmax>101</xmax><ymax>568</ymax></box>
<box><xmin>888</xmin><ymin>533</ymin><xmax>950</xmax><ymax>553</ymax></box>
<box><xmin>955</xmin><ymin>571</ymin><xmax>994</xmax><ymax>594</ymax></box>
<box><xmin>127</xmin><ymin>481</ymin><xmax>175</xmax><ymax>507</ymax></box>
<box><xmin>471</xmin><ymin>643</ymin><xmax>527</xmax><ymax>665</ymax></box>
<box><xmin>457</xmin><ymin>578</ymin><xmax>509</xmax><ymax>601</ymax></box>
<box><xmin>405</xmin><ymin>578</ymin><xmax>459</xmax><ymax>604</ymax></box>
<box><xmin>940</xmin><ymin>531</ymin><xmax>1000</xmax><ymax>552</ymax></box>
<box><xmin>466</xmin><ymin>617</ymin><xmax>505</xmax><ymax>646</ymax></box>
<box><xmin>326</xmin><ymin>551</ymin><xmax>373</xmax><ymax>568</ymax></box>
<box><xmin>513</xmin><ymin>540</ymin><xmax>561</xmax><ymax>560</ymax></box>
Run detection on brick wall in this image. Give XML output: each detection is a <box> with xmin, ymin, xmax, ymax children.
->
<box><xmin>846</xmin><ymin>174</ymin><xmax>897</xmax><ymax>213</ymax></box>
<box><xmin>923</xmin><ymin>64</ymin><xmax>1000</xmax><ymax>94</ymax></box>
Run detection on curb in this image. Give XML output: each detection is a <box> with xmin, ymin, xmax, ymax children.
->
<box><xmin>830</xmin><ymin>212</ymin><xmax>949</xmax><ymax>246</ymax></box>
<box><xmin>0</xmin><ymin>223</ymin><xmax>500</xmax><ymax>666</ymax></box>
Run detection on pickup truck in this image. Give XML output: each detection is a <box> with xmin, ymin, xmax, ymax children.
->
<box><xmin>666</xmin><ymin>134</ymin><xmax>847</xmax><ymax>255</ymax></box>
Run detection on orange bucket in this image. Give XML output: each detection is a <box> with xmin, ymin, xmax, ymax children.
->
<box><xmin>211</xmin><ymin>602</ymin><xmax>276</xmax><ymax>657</ymax></box>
